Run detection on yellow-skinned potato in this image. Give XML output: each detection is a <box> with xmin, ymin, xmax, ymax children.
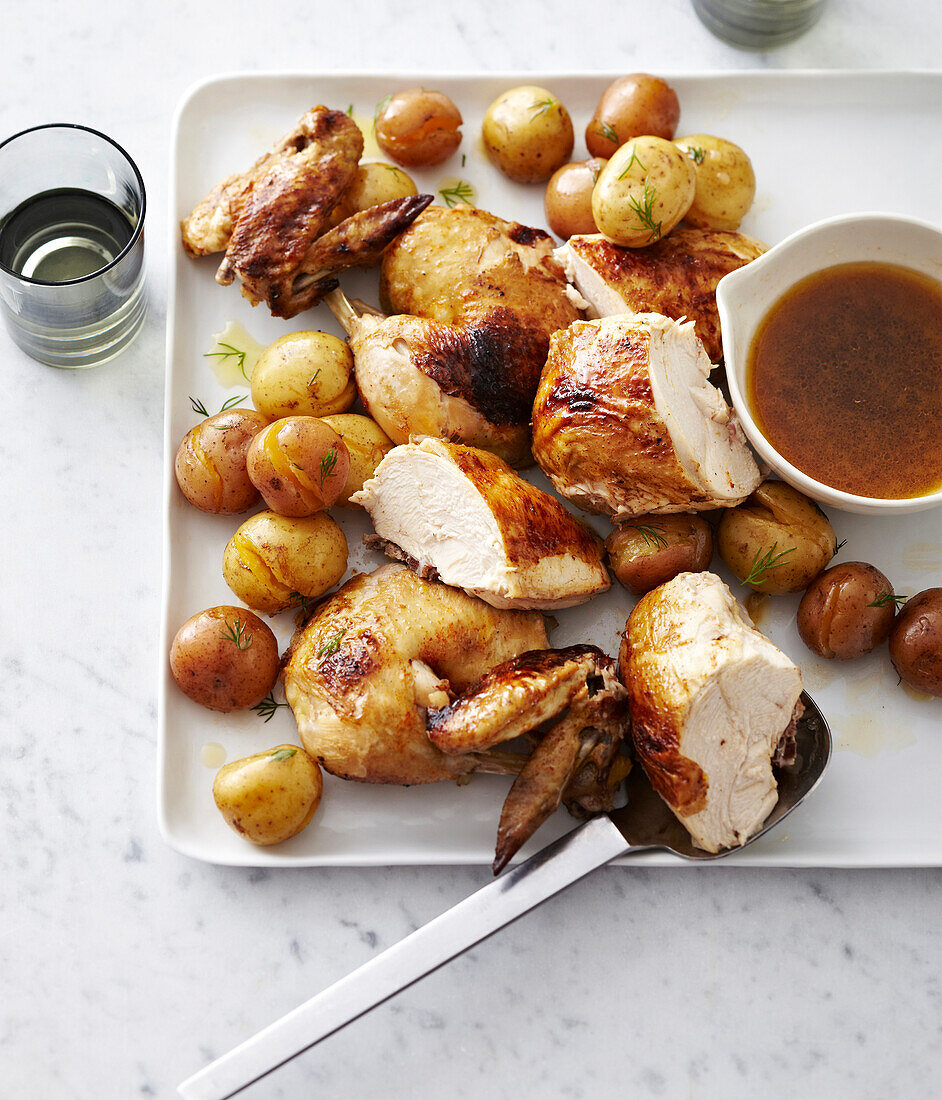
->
<box><xmin>251</xmin><ymin>332</ymin><xmax>355</xmax><ymax>420</ymax></box>
<box><xmin>169</xmin><ymin>606</ymin><xmax>280</xmax><ymax>712</ymax></box>
<box><xmin>319</xmin><ymin>414</ymin><xmax>394</xmax><ymax>507</ymax></box>
<box><xmin>223</xmin><ymin>510</ymin><xmax>348</xmax><ymax>614</ymax></box>
<box><xmin>329</xmin><ymin>163</ymin><xmax>418</xmax><ymax>227</ymax></box>
<box><xmin>246</xmin><ymin>416</ymin><xmax>350</xmax><ymax>516</ymax></box>
<box><xmin>592</xmin><ymin>136</ymin><xmax>695</xmax><ymax>247</ymax></box>
<box><xmin>174</xmin><ymin>409</ymin><xmax>268</xmax><ymax>514</ymax></box>
<box><xmin>482</xmin><ymin>85</ymin><xmax>574</xmax><ymax>184</ymax></box>
<box><xmin>674</xmin><ymin>134</ymin><xmax>756</xmax><ymax>231</ymax></box>
<box><xmin>718</xmin><ymin>482</ymin><xmax>837</xmax><ymax>595</ymax></box>
<box><xmin>213</xmin><ymin>745</ymin><xmax>323</xmax><ymax>846</ymax></box>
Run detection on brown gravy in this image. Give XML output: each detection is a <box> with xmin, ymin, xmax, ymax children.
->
<box><xmin>748</xmin><ymin>261</ymin><xmax>942</xmax><ymax>499</ymax></box>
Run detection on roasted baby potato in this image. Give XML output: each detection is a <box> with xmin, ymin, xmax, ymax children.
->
<box><xmin>482</xmin><ymin>85</ymin><xmax>574</xmax><ymax>184</ymax></box>
<box><xmin>319</xmin><ymin>413</ymin><xmax>395</xmax><ymax>508</ymax></box>
<box><xmin>213</xmin><ymin>745</ymin><xmax>323</xmax><ymax>846</ymax></box>
<box><xmin>251</xmin><ymin>331</ymin><xmax>355</xmax><ymax>420</ymax></box>
<box><xmin>674</xmin><ymin>134</ymin><xmax>756</xmax><ymax>231</ymax></box>
<box><xmin>606</xmin><ymin>514</ymin><xmax>713</xmax><ymax>597</ymax></box>
<box><xmin>718</xmin><ymin>482</ymin><xmax>837</xmax><ymax>595</ymax></box>
<box><xmin>544</xmin><ymin>158</ymin><xmax>607</xmax><ymax>238</ymax></box>
<box><xmin>797</xmin><ymin>561</ymin><xmax>898</xmax><ymax>659</ymax></box>
<box><xmin>169</xmin><ymin>606</ymin><xmax>279</xmax><ymax>712</ymax></box>
<box><xmin>329</xmin><ymin>162</ymin><xmax>418</xmax><ymax>226</ymax></box>
<box><xmin>246</xmin><ymin>416</ymin><xmax>350</xmax><ymax>516</ymax></box>
<box><xmin>174</xmin><ymin>408</ymin><xmax>268</xmax><ymax>514</ymax></box>
<box><xmin>586</xmin><ymin>74</ymin><xmax>681</xmax><ymax>157</ymax></box>
<box><xmin>223</xmin><ymin>510</ymin><xmax>348</xmax><ymax>614</ymax></box>
<box><xmin>374</xmin><ymin>89</ymin><xmax>463</xmax><ymax>167</ymax></box>
<box><xmin>889</xmin><ymin>588</ymin><xmax>942</xmax><ymax>697</ymax></box>
<box><xmin>591</xmin><ymin>137</ymin><xmax>695</xmax><ymax>248</ymax></box>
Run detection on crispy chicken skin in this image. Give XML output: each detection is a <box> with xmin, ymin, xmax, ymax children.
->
<box><xmin>532</xmin><ymin>313</ymin><xmax>761</xmax><ymax>519</ymax></box>
<box><xmin>352</xmin><ymin>439</ymin><xmax>610</xmax><ymax>609</ymax></box>
<box><xmin>427</xmin><ymin>645</ymin><xmax>630</xmax><ymax>872</ymax></box>
<box><xmin>282</xmin><ymin>564</ymin><xmax>547</xmax><ymax>786</ymax></box>
<box><xmin>619</xmin><ymin>572</ymin><xmax>803</xmax><ymax>853</ymax></box>
<box><xmin>558</xmin><ymin>227</ymin><xmax>766</xmax><ymax>362</ymax></box>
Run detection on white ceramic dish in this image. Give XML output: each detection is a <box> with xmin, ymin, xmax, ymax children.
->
<box><xmin>718</xmin><ymin>212</ymin><xmax>942</xmax><ymax>515</ymax></box>
<box><xmin>161</xmin><ymin>71</ymin><xmax>942</xmax><ymax>868</ymax></box>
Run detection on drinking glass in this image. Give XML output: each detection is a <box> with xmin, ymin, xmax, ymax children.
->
<box><xmin>692</xmin><ymin>0</ymin><xmax>827</xmax><ymax>48</ymax></box>
<box><xmin>0</xmin><ymin>123</ymin><xmax>146</xmax><ymax>368</ymax></box>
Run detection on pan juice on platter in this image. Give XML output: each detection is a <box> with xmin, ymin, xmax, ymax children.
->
<box><xmin>747</xmin><ymin>261</ymin><xmax>942</xmax><ymax>500</ymax></box>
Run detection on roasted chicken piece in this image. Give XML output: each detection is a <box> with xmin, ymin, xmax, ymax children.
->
<box><xmin>282</xmin><ymin>564</ymin><xmax>547</xmax><ymax>786</ymax></box>
<box><xmin>352</xmin><ymin>439</ymin><xmax>610</xmax><ymax>609</ymax></box>
<box><xmin>181</xmin><ymin>106</ymin><xmax>431</xmax><ymax>317</ymax></box>
<box><xmin>532</xmin><ymin>313</ymin><xmax>761</xmax><ymax>520</ymax></box>
<box><xmin>620</xmin><ymin>571</ymin><xmax>803</xmax><ymax>853</ymax></box>
<box><xmin>557</xmin><ymin>227</ymin><xmax>766</xmax><ymax>362</ymax></box>
<box><xmin>428</xmin><ymin>645</ymin><xmax>630</xmax><ymax>872</ymax></box>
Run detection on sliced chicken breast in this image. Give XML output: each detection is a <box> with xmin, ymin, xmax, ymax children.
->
<box><xmin>532</xmin><ymin>313</ymin><xmax>761</xmax><ymax>519</ymax></box>
<box><xmin>352</xmin><ymin>439</ymin><xmax>610</xmax><ymax>609</ymax></box>
<box><xmin>557</xmin><ymin>227</ymin><xmax>766</xmax><ymax>362</ymax></box>
<box><xmin>619</xmin><ymin>571</ymin><xmax>803</xmax><ymax>853</ymax></box>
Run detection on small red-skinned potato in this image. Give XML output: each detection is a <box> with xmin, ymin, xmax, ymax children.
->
<box><xmin>544</xmin><ymin>158</ymin><xmax>607</xmax><ymax>238</ymax></box>
<box><xmin>247</xmin><ymin>416</ymin><xmax>350</xmax><ymax>517</ymax></box>
<box><xmin>169</xmin><ymin>606</ymin><xmax>280</xmax><ymax>712</ymax></box>
<box><xmin>889</xmin><ymin>588</ymin><xmax>942</xmax><ymax>697</ymax></box>
<box><xmin>174</xmin><ymin>408</ymin><xmax>268</xmax><ymax>514</ymax></box>
<box><xmin>606</xmin><ymin>514</ymin><xmax>713</xmax><ymax>597</ymax></box>
<box><xmin>797</xmin><ymin>561</ymin><xmax>897</xmax><ymax>660</ymax></box>
<box><xmin>374</xmin><ymin>89</ymin><xmax>463</xmax><ymax>168</ymax></box>
<box><xmin>585</xmin><ymin>74</ymin><xmax>681</xmax><ymax>158</ymax></box>
<box><xmin>213</xmin><ymin>745</ymin><xmax>323</xmax><ymax>846</ymax></box>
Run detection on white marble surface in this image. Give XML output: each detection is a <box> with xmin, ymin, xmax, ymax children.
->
<box><xmin>2</xmin><ymin>2</ymin><xmax>941</xmax><ymax>1097</ymax></box>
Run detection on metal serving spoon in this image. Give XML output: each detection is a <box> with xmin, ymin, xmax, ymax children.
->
<box><xmin>178</xmin><ymin>692</ymin><xmax>831</xmax><ymax>1100</ymax></box>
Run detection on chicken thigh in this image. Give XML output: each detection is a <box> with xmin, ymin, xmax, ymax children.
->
<box><xmin>557</xmin><ymin>227</ymin><xmax>766</xmax><ymax>362</ymax></box>
<box><xmin>620</xmin><ymin>571</ymin><xmax>803</xmax><ymax>853</ymax></box>
<box><xmin>352</xmin><ymin>439</ymin><xmax>610</xmax><ymax>609</ymax></box>
<box><xmin>532</xmin><ymin>313</ymin><xmax>761</xmax><ymax>519</ymax></box>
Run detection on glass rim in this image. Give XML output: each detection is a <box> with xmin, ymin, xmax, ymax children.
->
<box><xmin>0</xmin><ymin>122</ymin><xmax>146</xmax><ymax>287</ymax></box>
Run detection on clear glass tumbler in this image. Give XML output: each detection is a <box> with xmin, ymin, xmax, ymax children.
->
<box><xmin>692</xmin><ymin>0</ymin><xmax>827</xmax><ymax>48</ymax></box>
<box><xmin>0</xmin><ymin>124</ymin><xmax>146</xmax><ymax>368</ymax></box>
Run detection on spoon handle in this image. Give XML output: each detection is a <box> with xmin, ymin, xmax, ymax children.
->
<box><xmin>177</xmin><ymin>816</ymin><xmax>630</xmax><ymax>1099</ymax></box>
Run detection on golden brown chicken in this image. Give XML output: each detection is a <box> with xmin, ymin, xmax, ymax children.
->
<box><xmin>557</xmin><ymin>227</ymin><xmax>766</xmax><ymax>362</ymax></box>
<box><xmin>532</xmin><ymin>313</ymin><xmax>761</xmax><ymax>519</ymax></box>
<box><xmin>180</xmin><ymin>106</ymin><xmax>432</xmax><ymax>317</ymax></box>
<box><xmin>428</xmin><ymin>645</ymin><xmax>630</xmax><ymax>872</ymax></box>
<box><xmin>282</xmin><ymin>564</ymin><xmax>548</xmax><ymax>786</ymax></box>
<box><xmin>620</xmin><ymin>572</ymin><xmax>803</xmax><ymax>853</ymax></box>
<box><xmin>352</xmin><ymin>439</ymin><xmax>610</xmax><ymax>609</ymax></box>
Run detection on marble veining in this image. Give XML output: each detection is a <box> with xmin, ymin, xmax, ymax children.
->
<box><xmin>2</xmin><ymin>1</ymin><xmax>941</xmax><ymax>1098</ymax></box>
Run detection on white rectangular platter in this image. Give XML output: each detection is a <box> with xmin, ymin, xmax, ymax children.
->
<box><xmin>161</xmin><ymin>71</ymin><xmax>942</xmax><ymax>867</ymax></box>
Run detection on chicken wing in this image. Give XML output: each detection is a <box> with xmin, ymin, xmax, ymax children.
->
<box><xmin>557</xmin><ymin>227</ymin><xmax>766</xmax><ymax>362</ymax></box>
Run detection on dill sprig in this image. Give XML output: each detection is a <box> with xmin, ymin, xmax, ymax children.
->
<box><xmin>629</xmin><ymin>524</ymin><xmax>668</xmax><ymax>550</ymax></box>
<box><xmin>320</xmin><ymin>445</ymin><xmax>339</xmax><ymax>486</ymax></box>
<box><xmin>269</xmin><ymin>747</ymin><xmax>297</xmax><ymax>762</ymax></box>
<box><xmin>626</xmin><ymin>183</ymin><xmax>662</xmax><ymax>243</ymax></box>
<box><xmin>188</xmin><ymin>393</ymin><xmax>249</xmax><ymax>418</ymax></box>
<box><xmin>596</xmin><ymin>120</ymin><xmax>619</xmax><ymax>147</ymax></box>
<box><xmin>438</xmin><ymin>180</ymin><xmax>475</xmax><ymax>208</ymax></box>
<box><xmin>373</xmin><ymin>93</ymin><xmax>392</xmax><ymax>128</ymax></box>
<box><xmin>252</xmin><ymin>693</ymin><xmax>290</xmax><ymax>723</ymax></box>
<box><xmin>835</xmin><ymin>538</ymin><xmax>848</xmax><ymax>551</ymax></box>
<box><xmin>221</xmin><ymin>617</ymin><xmax>253</xmax><ymax>650</ymax></box>
<box><xmin>743</xmin><ymin>543</ymin><xmax>795</xmax><ymax>587</ymax></box>
<box><xmin>308</xmin><ymin>369</ymin><xmax>321</xmax><ymax>387</ymax></box>
<box><xmin>868</xmin><ymin>591</ymin><xmax>907</xmax><ymax>609</ymax></box>
<box><xmin>529</xmin><ymin>97</ymin><xmax>558</xmax><ymax>118</ymax></box>
<box><xmin>617</xmin><ymin>147</ymin><xmax>647</xmax><ymax>179</ymax></box>
<box><xmin>317</xmin><ymin>630</ymin><xmax>346</xmax><ymax>659</ymax></box>
<box><xmin>204</xmin><ymin>342</ymin><xmax>249</xmax><ymax>381</ymax></box>
<box><xmin>686</xmin><ymin>146</ymin><xmax>706</xmax><ymax>165</ymax></box>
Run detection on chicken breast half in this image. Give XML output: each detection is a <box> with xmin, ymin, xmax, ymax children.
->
<box><xmin>557</xmin><ymin>227</ymin><xmax>766</xmax><ymax>362</ymax></box>
<box><xmin>352</xmin><ymin>439</ymin><xmax>610</xmax><ymax>609</ymax></box>
<box><xmin>283</xmin><ymin>564</ymin><xmax>547</xmax><ymax>785</ymax></box>
<box><xmin>619</xmin><ymin>571</ymin><xmax>803</xmax><ymax>853</ymax></box>
<box><xmin>532</xmin><ymin>313</ymin><xmax>761</xmax><ymax>519</ymax></box>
